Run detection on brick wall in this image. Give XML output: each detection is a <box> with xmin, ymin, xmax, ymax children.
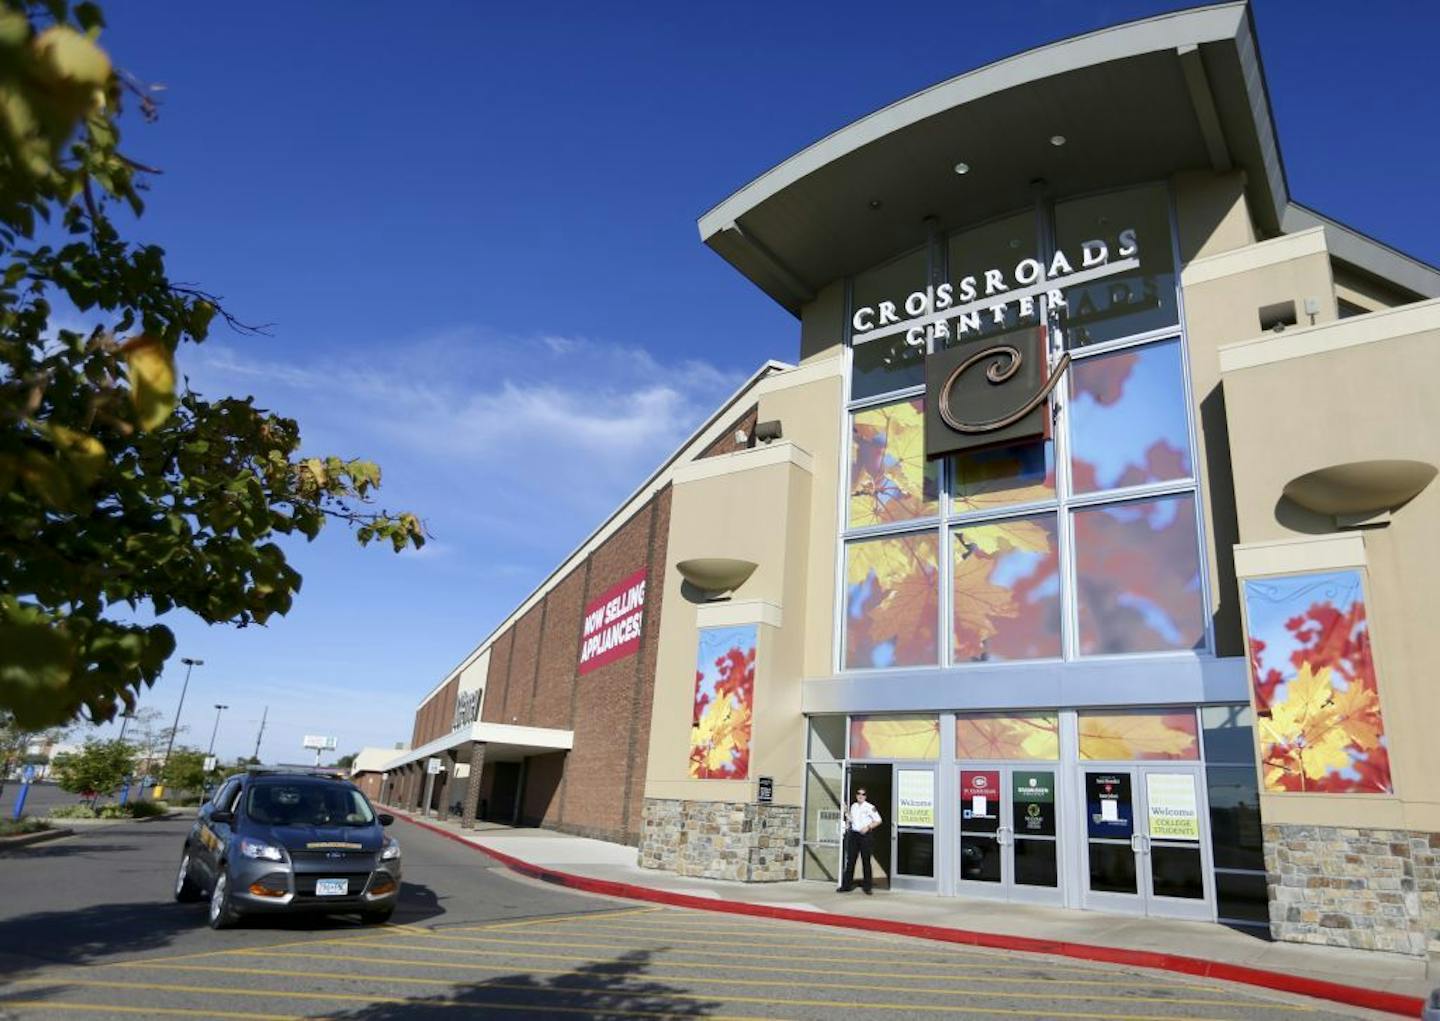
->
<box><xmin>410</xmin><ymin>485</ymin><xmax>671</xmax><ymax>846</ymax></box>
<box><xmin>413</xmin><ymin>677</ymin><xmax>459</xmax><ymax>749</ymax></box>
<box><xmin>697</xmin><ymin>404</ymin><xmax>758</xmax><ymax>459</ymax></box>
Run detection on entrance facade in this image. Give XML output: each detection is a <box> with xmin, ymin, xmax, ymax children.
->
<box><xmin>803</xmin><ymin>707</ymin><xmax>1257</xmax><ymax>924</ymax></box>
<box><xmin>1081</xmin><ymin>763</ymin><xmax>1211</xmax><ymax>920</ymax></box>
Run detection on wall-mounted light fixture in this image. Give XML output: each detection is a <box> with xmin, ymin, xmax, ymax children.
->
<box><xmin>753</xmin><ymin>420</ymin><xmax>782</xmax><ymax>444</ymax></box>
<box><xmin>676</xmin><ymin>558</ymin><xmax>758</xmax><ymax>600</ymax></box>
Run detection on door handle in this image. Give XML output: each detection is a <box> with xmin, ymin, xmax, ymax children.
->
<box><xmin>998</xmin><ymin>826</ymin><xmax>1013</xmax><ymax>847</ymax></box>
<box><xmin>1130</xmin><ymin>833</ymin><xmax>1143</xmax><ymax>854</ymax></box>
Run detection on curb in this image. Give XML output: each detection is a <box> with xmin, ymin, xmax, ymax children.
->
<box><xmin>390</xmin><ymin>808</ymin><xmax>1425</xmax><ymax>1019</ymax></box>
<box><xmin>0</xmin><ymin>827</ymin><xmax>73</xmax><ymax>852</ymax></box>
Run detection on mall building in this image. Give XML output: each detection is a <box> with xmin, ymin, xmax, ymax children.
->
<box><xmin>380</xmin><ymin>2</ymin><xmax>1440</xmax><ymax>959</ymax></box>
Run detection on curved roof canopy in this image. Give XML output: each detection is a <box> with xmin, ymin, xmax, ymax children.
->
<box><xmin>699</xmin><ymin>3</ymin><xmax>1436</xmax><ymax>315</ymax></box>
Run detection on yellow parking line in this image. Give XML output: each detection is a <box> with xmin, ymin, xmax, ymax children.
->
<box><xmin>478</xmin><ymin>906</ymin><xmax>661</xmax><ymax>930</ymax></box>
<box><xmin>8</xmin><ymin>977</ymin><xmax>776</xmax><ymax>1021</ymax></box>
<box><xmin>11</xmin><ymin>975</ymin><xmax>1293</xmax><ymax>1019</ymax></box>
<box><xmin>320</xmin><ymin>930</ymin><xmax>1119</xmax><ymax>975</ymax></box>
<box><xmin>119</xmin><ymin>929</ymin><xmax>387</xmax><ymax>967</ymax></box>
<box><xmin>227</xmin><ymin>947</ymin><xmax>1230</xmax><ymax>994</ymax></box>
<box><xmin>141</xmin><ymin>959</ymin><xmax>1311</xmax><ymax>1011</ymax></box>
<box><xmin>0</xmin><ymin>1004</ymin><xmax>296</xmax><ymax>1020</ymax></box>
<box><xmin>505</xmin><ymin>916</ymin><xmax>1040</xmax><ymax>951</ymax></box>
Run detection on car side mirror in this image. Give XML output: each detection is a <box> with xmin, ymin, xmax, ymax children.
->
<box><xmin>378</xmin><ymin>813</ymin><xmax>394</xmax><ymax>827</ymax></box>
<box><xmin>210</xmin><ymin>809</ymin><xmax>235</xmax><ymax>825</ymax></box>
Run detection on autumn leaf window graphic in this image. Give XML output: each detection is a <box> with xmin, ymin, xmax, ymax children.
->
<box><xmin>1243</xmin><ymin>570</ymin><xmax>1391</xmax><ymax>794</ymax></box>
<box><xmin>689</xmin><ymin>626</ymin><xmax>758</xmax><ymax>780</ymax></box>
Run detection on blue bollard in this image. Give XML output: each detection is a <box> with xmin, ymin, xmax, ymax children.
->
<box><xmin>119</xmin><ymin>781</ymin><xmax>130</xmax><ymax>806</ymax></box>
<box><xmin>12</xmin><ymin>782</ymin><xmax>29</xmax><ymax>821</ymax></box>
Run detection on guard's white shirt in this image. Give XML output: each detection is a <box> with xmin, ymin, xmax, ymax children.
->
<box><xmin>847</xmin><ymin>801</ymin><xmax>881</xmax><ymax>833</ymax></box>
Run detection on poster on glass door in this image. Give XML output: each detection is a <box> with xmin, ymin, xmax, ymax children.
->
<box><xmin>1145</xmin><ymin>773</ymin><xmax>1199</xmax><ymax>841</ymax></box>
<box><xmin>1012</xmin><ymin>771</ymin><xmax>1055</xmax><ymax>836</ymax></box>
<box><xmin>961</xmin><ymin>770</ymin><xmax>1000</xmax><ymax>832</ymax></box>
<box><xmin>1085</xmin><ymin>772</ymin><xmax>1133</xmax><ymax>838</ymax></box>
<box><xmin>897</xmin><ymin>769</ymin><xmax>935</xmax><ymax>827</ymax></box>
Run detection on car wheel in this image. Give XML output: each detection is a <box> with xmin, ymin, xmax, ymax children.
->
<box><xmin>361</xmin><ymin>906</ymin><xmax>395</xmax><ymax>925</ymax></box>
<box><xmin>174</xmin><ymin>848</ymin><xmax>203</xmax><ymax>903</ymax></box>
<box><xmin>207</xmin><ymin>869</ymin><xmax>240</xmax><ymax>929</ymax></box>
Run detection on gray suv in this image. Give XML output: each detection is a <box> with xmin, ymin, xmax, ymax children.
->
<box><xmin>175</xmin><ymin>769</ymin><xmax>401</xmax><ymax>929</ymax></box>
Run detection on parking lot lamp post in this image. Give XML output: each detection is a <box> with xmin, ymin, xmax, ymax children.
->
<box><xmin>206</xmin><ymin>704</ymin><xmax>229</xmax><ymax>759</ymax></box>
<box><xmin>160</xmin><ymin>657</ymin><xmax>203</xmax><ymax>780</ymax></box>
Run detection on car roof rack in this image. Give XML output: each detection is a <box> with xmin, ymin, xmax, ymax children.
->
<box><xmin>244</xmin><ymin>765</ymin><xmax>349</xmax><ymax>780</ymax></box>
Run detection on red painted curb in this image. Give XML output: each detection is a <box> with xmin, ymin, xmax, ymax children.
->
<box><xmin>389</xmin><ymin>809</ymin><xmax>1426</xmax><ymax>1018</ymax></box>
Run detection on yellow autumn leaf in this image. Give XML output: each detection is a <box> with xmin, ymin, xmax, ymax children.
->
<box><xmin>960</xmin><ymin>518</ymin><xmax>1053</xmax><ymax>556</ymax></box>
<box><xmin>1078</xmin><ymin>713</ymin><xmax>1197</xmax><ymax>760</ymax></box>
<box><xmin>1330</xmin><ymin>679</ymin><xmax>1383</xmax><ymax>751</ymax></box>
<box><xmin>848</xmin><ymin>533</ymin><xmax>937</xmax><ymax>592</ymax></box>
<box><xmin>689</xmin><ymin>694</ymin><xmax>751</xmax><ymax>776</ymax></box>
<box><xmin>122</xmin><ymin>335</ymin><xmax>176</xmax><ymax>430</ymax></box>
<box><xmin>849</xmin><ymin>399</ymin><xmax>936</xmax><ymax>527</ymax></box>
<box><xmin>46</xmin><ymin>423</ymin><xmax>105</xmax><ymax>484</ymax></box>
<box><xmin>854</xmin><ymin>718</ymin><xmax>940</xmax><ymax>759</ymax></box>
<box><xmin>1297</xmin><ymin>724</ymin><xmax>1354</xmax><ymax>782</ymax></box>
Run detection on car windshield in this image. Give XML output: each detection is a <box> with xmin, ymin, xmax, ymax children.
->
<box><xmin>246</xmin><ymin>783</ymin><xmax>375</xmax><ymax>828</ymax></box>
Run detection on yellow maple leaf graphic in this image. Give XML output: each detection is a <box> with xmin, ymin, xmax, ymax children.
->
<box><xmin>849</xmin><ymin>400</ymin><xmax>936</xmax><ymax>527</ymax></box>
<box><xmin>689</xmin><ymin>693</ymin><xmax>752</xmax><ymax>777</ymax></box>
<box><xmin>952</xmin><ymin>552</ymin><xmax>1016</xmax><ymax>658</ymax></box>
<box><xmin>1078</xmin><ymin>713</ymin><xmax>1197</xmax><ymax>760</ymax></box>
<box><xmin>960</xmin><ymin>518</ymin><xmax>1053</xmax><ymax>557</ymax></box>
<box><xmin>1258</xmin><ymin>661</ymin><xmax>1386</xmax><ymax>791</ymax></box>
<box><xmin>854</xmin><ymin>718</ymin><xmax>940</xmax><ymax>759</ymax></box>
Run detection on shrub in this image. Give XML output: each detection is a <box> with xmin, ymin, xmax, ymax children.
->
<box><xmin>47</xmin><ymin>803</ymin><xmax>98</xmax><ymax>819</ymax></box>
<box><xmin>0</xmin><ymin>817</ymin><xmax>51</xmax><ymax>836</ymax></box>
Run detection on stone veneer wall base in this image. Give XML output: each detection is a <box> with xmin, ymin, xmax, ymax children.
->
<box><xmin>640</xmin><ymin>797</ymin><xmax>801</xmax><ymax>882</ymax></box>
<box><xmin>1266</xmin><ymin>822</ymin><xmax>1440</xmax><ymax>958</ymax></box>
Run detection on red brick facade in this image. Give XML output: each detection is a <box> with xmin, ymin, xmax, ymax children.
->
<box><xmin>407</xmin><ymin>485</ymin><xmax>672</xmax><ymax>846</ymax></box>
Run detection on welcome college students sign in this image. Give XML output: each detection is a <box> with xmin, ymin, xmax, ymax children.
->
<box><xmin>578</xmin><ymin>568</ymin><xmax>647</xmax><ymax>675</ymax></box>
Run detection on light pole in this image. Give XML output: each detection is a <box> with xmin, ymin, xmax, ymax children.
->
<box><xmin>160</xmin><ymin>657</ymin><xmax>202</xmax><ymax>781</ymax></box>
<box><xmin>206</xmin><ymin>704</ymin><xmax>229</xmax><ymax>759</ymax></box>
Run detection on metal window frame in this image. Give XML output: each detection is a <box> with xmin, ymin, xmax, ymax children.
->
<box><xmin>837</xmin><ymin>179</ymin><xmax>1214</xmax><ymax>676</ymax></box>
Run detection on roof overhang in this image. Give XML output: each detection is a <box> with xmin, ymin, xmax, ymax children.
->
<box><xmin>380</xmin><ymin>722</ymin><xmax>574</xmax><ymax>772</ymax></box>
<box><xmin>699</xmin><ymin>3</ymin><xmax>1287</xmax><ymax>315</ymax></box>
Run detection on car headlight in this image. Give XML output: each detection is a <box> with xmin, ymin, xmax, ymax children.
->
<box><xmin>239</xmin><ymin>837</ymin><xmax>285</xmax><ymax>862</ymax></box>
<box><xmin>380</xmin><ymin>838</ymin><xmax>401</xmax><ymax>861</ymax></box>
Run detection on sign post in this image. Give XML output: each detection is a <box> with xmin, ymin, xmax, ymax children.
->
<box><xmin>302</xmin><ymin>735</ymin><xmax>337</xmax><ymax>767</ymax></box>
<box><xmin>12</xmin><ymin>764</ymin><xmax>35</xmax><ymax>821</ymax></box>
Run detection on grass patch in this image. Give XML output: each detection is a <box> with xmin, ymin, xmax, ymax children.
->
<box><xmin>0</xmin><ymin>817</ymin><xmax>52</xmax><ymax>837</ymax></box>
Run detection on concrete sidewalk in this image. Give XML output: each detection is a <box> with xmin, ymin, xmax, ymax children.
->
<box><xmin>386</xmin><ymin>807</ymin><xmax>1435</xmax><ymax>1016</ymax></box>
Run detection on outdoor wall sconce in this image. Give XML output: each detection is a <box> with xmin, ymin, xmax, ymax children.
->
<box><xmin>676</xmin><ymin>558</ymin><xmax>757</xmax><ymax>599</ymax></box>
<box><xmin>1283</xmin><ymin>459</ymin><xmax>1436</xmax><ymax>525</ymax></box>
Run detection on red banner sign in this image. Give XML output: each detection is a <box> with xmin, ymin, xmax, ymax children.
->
<box><xmin>578</xmin><ymin>568</ymin><xmax>647</xmax><ymax>675</ymax></box>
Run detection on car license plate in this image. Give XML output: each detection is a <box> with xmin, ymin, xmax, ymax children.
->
<box><xmin>315</xmin><ymin>878</ymin><xmax>349</xmax><ymax>896</ymax></box>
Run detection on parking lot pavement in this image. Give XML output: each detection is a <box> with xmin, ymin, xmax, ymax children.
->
<box><xmin>0</xmin><ymin>816</ymin><xmax>1397</xmax><ymax>1019</ymax></box>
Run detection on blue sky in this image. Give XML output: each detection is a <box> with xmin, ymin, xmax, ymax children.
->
<box><xmin>75</xmin><ymin>2</ymin><xmax>1439</xmax><ymax>762</ymax></box>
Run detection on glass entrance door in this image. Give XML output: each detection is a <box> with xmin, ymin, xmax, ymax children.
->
<box><xmin>892</xmin><ymin>765</ymin><xmax>936</xmax><ymax>892</ymax></box>
<box><xmin>958</xmin><ymin>766</ymin><xmax>1062</xmax><ymax>905</ymax></box>
<box><xmin>1081</xmin><ymin>766</ymin><xmax>1212</xmax><ymax>919</ymax></box>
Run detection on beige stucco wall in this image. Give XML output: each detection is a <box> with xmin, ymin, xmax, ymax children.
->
<box><xmin>643</xmin><ymin>356</ymin><xmax>844</xmax><ymax>808</ymax></box>
<box><xmin>1177</xmin><ymin>186</ymin><xmax>1340</xmax><ymax>656</ymax></box>
<box><xmin>1220</xmin><ymin>304</ymin><xmax>1440</xmax><ymax>831</ymax></box>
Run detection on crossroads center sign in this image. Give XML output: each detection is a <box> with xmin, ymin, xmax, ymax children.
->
<box><xmin>851</xmin><ymin>230</ymin><xmax>1140</xmax><ymax>459</ymax></box>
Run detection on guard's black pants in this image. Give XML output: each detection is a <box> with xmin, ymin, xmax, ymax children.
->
<box><xmin>841</xmin><ymin>829</ymin><xmax>875</xmax><ymax>891</ymax></box>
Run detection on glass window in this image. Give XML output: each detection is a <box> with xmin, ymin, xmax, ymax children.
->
<box><xmin>1214</xmin><ymin>870</ymin><xmax>1269</xmax><ymax>925</ymax></box>
<box><xmin>955</xmin><ymin>713</ymin><xmax>1059</xmax><ymax>760</ymax></box>
<box><xmin>844</xmin><ymin>533</ymin><xmax>939</xmax><ymax>669</ymax></box>
<box><xmin>1068</xmin><ymin>339</ymin><xmax>1192</xmax><ymax>495</ymax></box>
<box><xmin>1200</xmin><ymin>705</ymin><xmax>1255</xmax><ymax>764</ymax></box>
<box><xmin>953</xmin><ymin>514</ymin><xmax>1061</xmax><ymax>661</ymax></box>
<box><xmin>850</xmin><ymin>715</ymin><xmax>940</xmax><ymax>759</ymax></box>
<box><xmin>807</xmin><ymin>717</ymin><xmax>846</xmax><ymax>761</ymax></box>
<box><xmin>943</xmin><ymin>210</ymin><xmax>1040</xmax><ymax>346</ymax></box>
<box><xmin>950</xmin><ymin>441</ymin><xmax>1054</xmax><ymax>514</ymax></box>
<box><xmin>1074</xmin><ymin>494</ymin><xmax>1205</xmax><ymax>655</ymax></box>
<box><xmin>850</xmin><ymin>248</ymin><xmax>927</xmax><ymax>400</ymax></box>
<box><xmin>1243</xmin><ymin>569</ymin><xmax>1391</xmax><ymax>794</ymax></box>
<box><xmin>1055</xmin><ymin>183</ymin><xmax>1177</xmax><ymax>348</ymax></box>
<box><xmin>1078</xmin><ymin>709</ymin><xmax>1199</xmax><ymax>760</ymax></box>
<box><xmin>1206</xmin><ymin>765</ymin><xmax>1265</xmax><ymax>871</ymax></box>
<box><xmin>803</xmin><ymin>762</ymin><xmax>843</xmax><ymax>842</ymax></box>
<box><xmin>849</xmin><ymin>398</ymin><xmax>938</xmax><ymax>527</ymax></box>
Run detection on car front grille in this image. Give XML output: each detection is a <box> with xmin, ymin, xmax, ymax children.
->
<box><xmin>289</xmin><ymin>850</ymin><xmax>376</xmax><ymax>868</ymax></box>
